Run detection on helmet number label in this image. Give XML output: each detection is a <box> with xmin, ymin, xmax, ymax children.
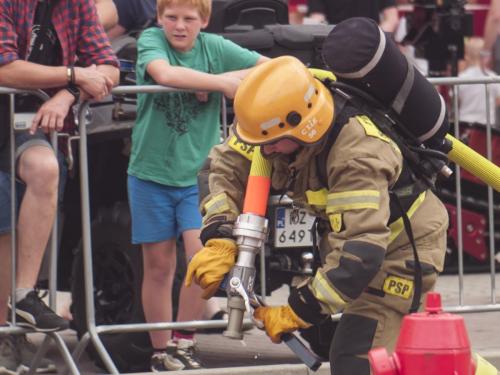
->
<box><xmin>300</xmin><ymin>117</ymin><xmax>318</xmax><ymax>140</ymax></box>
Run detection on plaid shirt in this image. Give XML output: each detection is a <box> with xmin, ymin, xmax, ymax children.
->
<box><xmin>0</xmin><ymin>0</ymin><xmax>118</xmax><ymax>68</ymax></box>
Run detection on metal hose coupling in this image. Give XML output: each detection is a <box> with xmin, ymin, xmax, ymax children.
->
<box><xmin>223</xmin><ymin>213</ymin><xmax>268</xmax><ymax>339</ymax></box>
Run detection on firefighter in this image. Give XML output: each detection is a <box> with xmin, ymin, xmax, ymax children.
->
<box><xmin>185</xmin><ymin>55</ymin><xmax>448</xmax><ymax>375</ymax></box>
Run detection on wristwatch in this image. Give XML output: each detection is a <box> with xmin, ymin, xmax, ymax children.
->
<box><xmin>65</xmin><ymin>83</ymin><xmax>80</xmax><ymax>103</ymax></box>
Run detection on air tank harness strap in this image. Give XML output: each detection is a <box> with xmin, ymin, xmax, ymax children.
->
<box><xmin>310</xmin><ymin>93</ymin><xmax>350</xmax><ymax>267</ymax></box>
<box><xmin>390</xmin><ymin>192</ymin><xmax>422</xmax><ymax>314</ymax></box>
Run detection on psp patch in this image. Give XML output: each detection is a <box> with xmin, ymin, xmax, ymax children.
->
<box><xmin>383</xmin><ymin>275</ymin><xmax>413</xmax><ymax>299</ymax></box>
<box><xmin>228</xmin><ymin>135</ymin><xmax>255</xmax><ymax>160</ymax></box>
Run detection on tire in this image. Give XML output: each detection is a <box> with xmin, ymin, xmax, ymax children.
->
<box><xmin>70</xmin><ymin>202</ymin><xmax>152</xmax><ymax>372</ymax></box>
<box><xmin>299</xmin><ymin>317</ymin><xmax>337</xmax><ymax>361</ymax></box>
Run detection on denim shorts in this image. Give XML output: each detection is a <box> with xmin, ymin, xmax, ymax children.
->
<box><xmin>0</xmin><ymin>170</ymin><xmax>23</xmax><ymax>235</ymax></box>
<box><xmin>0</xmin><ymin>129</ymin><xmax>52</xmax><ymax>173</ymax></box>
<box><xmin>0</xmin><ymin>141</ymin><xmax>67</xmax><ymax>235</ymax></box>
<box><xmin>127</xmin><ymin>175</ymin><xmax>203</xmax><ymax>244</ymax></box>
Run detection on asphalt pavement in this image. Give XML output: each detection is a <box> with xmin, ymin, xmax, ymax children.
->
<box><xmin>31</xmin><ymin>272</ymin><xmax>500</xmax><ymax>374</ymax></box>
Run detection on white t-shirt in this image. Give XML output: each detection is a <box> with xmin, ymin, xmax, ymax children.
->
<box><xmin>458</xmin><ymin>66</ymin><xmax>500</xmax><ymax>127</ymax></box>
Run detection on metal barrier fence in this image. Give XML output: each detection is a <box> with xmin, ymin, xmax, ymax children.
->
<box><xmin>0</xmin><ymin>87</ymin><xmax>79</xmax><ymax>375</ymax></box>
<box><xmin>0</xmin><ymin>75</ymin><xmax>499</xmax><ymax>373</ymax></box>
<box><xmin>71</xmin><ymin>86</ymin><xmax>250</xmax><ymax>374</ymax></box>
<box><xmin>428</xmin><ymin>76</ymin><xmax>499</xmax><ymax>313</ymax></box>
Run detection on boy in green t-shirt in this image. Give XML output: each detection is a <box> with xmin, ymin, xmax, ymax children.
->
<box><xmin>127</xmin><ymin>0</ymin><xmax>268</xmax><ymax>371</ymax></box>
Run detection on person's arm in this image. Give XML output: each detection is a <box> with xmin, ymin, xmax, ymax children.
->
<box><xmin>288</xmin><ymin>118</ymin><xmax>399</xmax><ymax>324</ymax></box>
<box><xmin>0</xmin><ymin>1</ymin><xmax>70</xmax><ymax>89</ymax></box>
<box><xmin>184</xmin><ymin>129</ymin><xmax>254</xmax><ymax>299</ymax></box>
<box><xmin>76</xmin><ymin>0</ymin><xmax>120</xmax><ymax>95</ymax></box>
<box><xmin>94</xmin><ymin>0</ymin><xmax>118</xmax><ymax>31</ymax></box>
<box><xmin>146</xmin><ymin>59</ymin><xmax>241</xmax><ymax>99</ymax></box>
<box><xmin>0</xmin><ymin>61</ymin><xmax>114</xmax><ymax>96</ymax></box>
<box><xmin>95</xmin><ymin>63</ymin><xmax>119</xmax><ymax>88</ymax></box>
<box><xmin>30</xmin><ymin>88</ymin><xmax>75</xmax><ymax>134</ymax></box>
<box><xmin>380</xmin><ymin>6</ymin><xmax>400</xmax><ymax>33</ymax></box>
<box><xmin>0</xmin><ymin>61</ymin><xmax>69</xmax><ymax>89</ymax></box>
<box><xmin>219</xmin><ymin>56</ymin><xmax>270</xmax><ymax>80</ymax></box>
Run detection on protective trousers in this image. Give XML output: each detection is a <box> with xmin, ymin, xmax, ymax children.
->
<box><xmin>320</xmin><ymin>194</ymin><xmax>448</xmax><ymax>375</ymax></box>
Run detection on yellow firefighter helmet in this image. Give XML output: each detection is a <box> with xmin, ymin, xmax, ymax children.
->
<box><xmin>234</xmin><ymin>56</ymin><xmax>334</xmax><ymax>145</ymax></box>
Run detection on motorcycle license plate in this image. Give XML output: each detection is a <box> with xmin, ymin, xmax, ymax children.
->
<box><xmin>274</xmin><ymin>207</ymin><xmax>316</xmax><ymax>248</ymax></box>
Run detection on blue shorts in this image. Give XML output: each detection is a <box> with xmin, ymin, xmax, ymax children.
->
<box><xmin>127</xmin><ymin>175</ymin><xmax>202</xmax><ymax>244</ymax></box>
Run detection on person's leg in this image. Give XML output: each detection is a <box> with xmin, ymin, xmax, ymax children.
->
<box><xmin>329</xmin><ymin>257</ymin><xmax>441</xmax><ymax>374</ymax></box>
<box><xmin>16</xmin><ymin>145</ymin><xmax>58</xmax><ymax>289</ymax></box>
<box><xmin>0</xmin><ymin>161</ymin><xmax>56</xmax><ymax>371</ymax></box>
<box><xmin>141</xmin><ymin>239</ymin><xmax>177</xmax><ymax>348</ymax></box>
<box><xmin>175</xmin><ymin>184</ymin><xmax>206</xmax><ymax>325</ymax></box>
<box><xmin>329</xmin><ymin>298</ymin><xmax>403</xmax><ymax>375</ymax></box>
<box><xmin>170</xmin><ymin>185</ymin><xmax>206</xmax><ymax>370</ymax></box>
<box><xmin>176</xmin><ymin>229</ymin><xmax>206</xmax><ymax>323</ymax></box>
<box><xmin>9</xmin><ymin>136</ymin><xmax>68</xmax><ymax>332</ymax></box>
<box><xmin>127</xmin><ymin>176</ymin><xmax>184</xmax><ymax>372</ymax></box>
<box><xmin>142</xmin><ymin>239</ymin><xmax>185</xmax><ymax>372</ymax></box>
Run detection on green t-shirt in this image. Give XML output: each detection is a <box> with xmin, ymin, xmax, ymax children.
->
<box><xmin>128</xmin><ymin>27</ymin><xmax>260</xmax><ymax>186</ymax></box>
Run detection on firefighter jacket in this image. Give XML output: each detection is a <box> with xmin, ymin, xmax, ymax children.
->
<box><xmin>198</xmin><ymin>110</ymin><xmax>448</xmax><ymax>325</ymax></box>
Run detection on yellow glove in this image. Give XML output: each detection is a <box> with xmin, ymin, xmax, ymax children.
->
<box><xmin>253</xmin><ymin>305</ymin><xmax>311</xmax><ymax>344</ymax></box>
<box><xmin>185</xmin><ymin>238</ymin><xmax>237</xmax><ymax>299</ymax></box>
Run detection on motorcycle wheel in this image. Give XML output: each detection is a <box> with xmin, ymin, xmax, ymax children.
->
<box><xmin>70</xmin><ymin>202</ymin><xmax>152</xmax><ymax>372</ymax></box>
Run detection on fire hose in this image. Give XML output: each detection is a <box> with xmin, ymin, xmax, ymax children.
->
<box><xmin>222</xmin><ymin>147</ymin><xmax>322</xmax><ymax>371</ymax></box>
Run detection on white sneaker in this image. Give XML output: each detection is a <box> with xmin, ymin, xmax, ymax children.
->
<box><xmin>150</xmin><ymin>350</ymin><xmax>184</xmax><ymax>372</ymax></box>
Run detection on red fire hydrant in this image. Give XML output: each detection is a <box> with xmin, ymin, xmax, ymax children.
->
<box><xmin>369</xmin><ymin>292</ymin><xmax>482</xmax><ymax>375</ymax></box>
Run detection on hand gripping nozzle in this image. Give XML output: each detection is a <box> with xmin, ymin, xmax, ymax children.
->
<box><xmin>223</xmin><ymin>213</ymin><xmax>268</xmax><ymax>340</ymax></box>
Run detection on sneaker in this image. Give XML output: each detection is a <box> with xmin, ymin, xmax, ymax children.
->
<box><xmin>150</xmin><ymin>351</ymin><xmax>184</xmax><ymax>372</ymax></box>
<box><xmin>8</xmin><ymin>291</ymin><xmax>69</xmax><ymax>332</ymax></box>
<box><xmin>0</xmin><ymin>335</ymin><xmax>27</xmax><ymax>375</ymax></box>
<box><xmin>171</xmin><ymin>339</ymin><xmax>203</xmax><ymax>370</ymax></box>
<box><xmin>16</xmin><ymin>334</ymin><xmax>57</xmax><ymax>373</ymax></box>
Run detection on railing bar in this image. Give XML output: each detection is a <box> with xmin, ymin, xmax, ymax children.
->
<box><xmin>48</xmin><ymin>332</ymin><xmax>80</xmax><ymax>375</ymax></box>
<box><xmin>25</xmin><ymin>335</ymin><xmax>51</xmax><ymax>375</ymax></box>
<box><xmin>49</xmin><ymin>131</ymin><xmax>58</xmax><ymax>310</ymax></box>
<box><xmin>9</xmin><ymin>93</ymin><xmax>17</xmax><ymax>326</ymax></box>
<box><xmin>77</xmin><ymin>102</ymin><xmax>119</xmax><ymax>374</ymax></box>
<box><xmin>484</xmin><ymin>84</ymin><xmax>497</xmax><ymax>304</ymax></box>
<box><xmin>94</xmin><ymin>318</ymin><xmax>255</xmax><ymax>335</ymax></box>
<box><xmin>452</xmin><ymin>84</ymin><xmax>465</xmax><ymax>306</ymax></box>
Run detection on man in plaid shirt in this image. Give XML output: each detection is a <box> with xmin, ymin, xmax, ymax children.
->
<box><xmin>0</xmin><ymin>0</ymin><xmax>119</xmax><ymax>372</ymax></box>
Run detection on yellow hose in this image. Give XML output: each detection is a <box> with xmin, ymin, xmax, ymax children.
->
<box><xmin>309</xmin><ymin>68</ymin><xmax>337</xmax><ymax>82</ymax></box>
<box><xmin>445</xmin><ymin>134</ymin><xmax>500</xmax><ymax>192</ymax></box>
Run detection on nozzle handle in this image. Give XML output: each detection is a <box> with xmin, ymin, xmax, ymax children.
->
<box><xmin>282</xmin><ymin>333</ymin><xmax>322</xmax><ymax>371</ymax></box>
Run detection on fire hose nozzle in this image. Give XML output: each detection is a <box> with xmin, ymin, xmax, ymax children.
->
<box><xmin>224</xmin><ymin>213</ymin><xmax>269</xmax><ymax>340</ymax></box>
<box><xmin>223</xmin><ymin>295</ymin><xmax>246</xmax><ymax>340</ymax></box>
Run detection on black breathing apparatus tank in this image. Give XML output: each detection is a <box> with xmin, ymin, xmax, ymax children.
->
<box><xmin>322</xmin><ymin>17</ymin><xmax>450</xmax><ymax>152</ymax></box>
